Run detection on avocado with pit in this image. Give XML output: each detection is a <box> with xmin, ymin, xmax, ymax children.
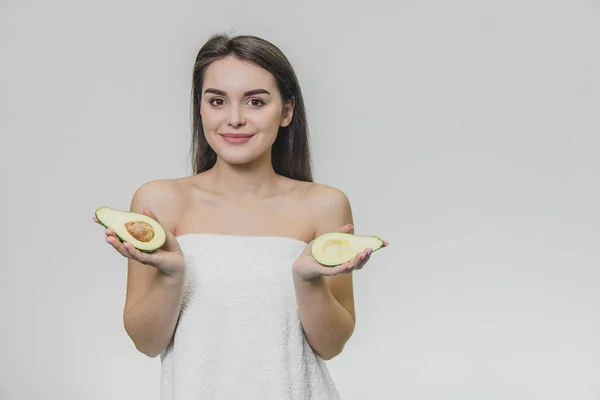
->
<box><xmin>310</xmin><ymin>232</ymin><xmax>384</xmax><ymax>266</ymax></box>
<box><xmin>95</xmin><ymin>206</ymin><xmax>167</xmax><ymax>252</ymax></box>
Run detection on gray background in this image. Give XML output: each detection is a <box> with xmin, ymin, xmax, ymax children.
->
<box><xmin>1</xmin><ymin>0</ymin><xmax>599</xmax><ymax>399</ymax></box>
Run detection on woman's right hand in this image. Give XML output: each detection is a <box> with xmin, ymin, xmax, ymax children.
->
<box><xmin>94</xmin><ymin>207</ymin><xmax>186</xmax><ymax>277</ymax></box>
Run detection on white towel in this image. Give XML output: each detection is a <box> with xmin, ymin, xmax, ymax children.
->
<box><xmin>159</xmin><ymin>233</ymin><xmax>341</xmax><ymax>400</ymax></box>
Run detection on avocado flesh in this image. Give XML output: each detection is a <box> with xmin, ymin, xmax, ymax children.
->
<box><xmin>310</xmin><ymin>232</ymin><xmax>384</xmax><ymax>266</ymax></box>
<box><xmin>95</xmin><ymin>206</ymin><xmax>167</xmax><ymax>252</ymax></box>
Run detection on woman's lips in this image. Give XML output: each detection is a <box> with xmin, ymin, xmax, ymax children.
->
<box><xmin>220</xmin><ymin>133</ymin><xmax>255</xmax><ymax>144</ymax></box>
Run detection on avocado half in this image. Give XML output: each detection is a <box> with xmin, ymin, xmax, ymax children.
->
<box><xmin>95</xmin><ymin>206</ymin><xmax>167</xmax><ymax>252</ymax></box>
<box><xmin>310</xmin><ymin>232</ymin><xmax>384</xmax><ymax>266</ymax></box>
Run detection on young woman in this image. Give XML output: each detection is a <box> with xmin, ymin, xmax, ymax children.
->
<box><xmin>95</xmin><ymin>34</ymin><xmax>388</xmax><ymax>399</ymax></box>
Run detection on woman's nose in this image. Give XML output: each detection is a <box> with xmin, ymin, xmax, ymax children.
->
<box><xmin>227</xmin><ymin>105</ymin><xmax>246</xmax><ymax>127</ymax></box>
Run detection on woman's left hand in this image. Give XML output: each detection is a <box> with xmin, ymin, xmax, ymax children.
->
<box><xmin>292</xmin><ymin>223</ymin><xmax>389</xmax><ymax>281</ymax></box>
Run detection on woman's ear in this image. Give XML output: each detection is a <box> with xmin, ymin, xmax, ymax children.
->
<box><xmin>280</xmin><ymin>97</ymin><xmax>295</xmax><ymax>127</ymax></box>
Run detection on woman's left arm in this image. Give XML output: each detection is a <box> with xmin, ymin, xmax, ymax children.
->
<box><xmin>292</xmin><ymin>185</ymin><xmax>385</xmax><ymax>360</ymax></box>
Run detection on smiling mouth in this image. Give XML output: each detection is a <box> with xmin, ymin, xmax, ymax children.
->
<box><xmin>219</xmin><ymin>133</ymin><xmax>255</xmax><ymax>144</ymax></box>
<box><xmin>220</xmin><ymin>133</ymin><xmax>255</xmax><ymax>138</ymax></box>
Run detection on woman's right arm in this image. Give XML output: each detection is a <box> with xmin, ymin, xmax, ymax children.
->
<box><xmin>120</xmin><ymin>180</ymin><xmax>186</xmax><ymax>358</ymax></box>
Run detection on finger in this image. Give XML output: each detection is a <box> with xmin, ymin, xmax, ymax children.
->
<box><xmin>356</xmin><ymin>254</ymin><xmax>371</xmax><ymax>270</ymax></box>
<box><xmin>123</xmin><ymin>242</ymin><xmax>148</xmax><ymax>263</ymax></box>
<box><xmin>345</xmin><ymin>249</ymin><xmax>371</xmax><ymax>271</ymax></box>
<box><xmin>344</xmin><ymin>259</ymin><xmax>361</xmax><ymax>272</ymax></box>
<box><xmin>105</xmin><ymin>235</ymin><xmax>134</xmax><ymax>259</ymax></box>
<box><xmin>335</xmin><ymin>223</ymin><xmax>353</xmax><ymax>234</ymax></box>
<box><xmin>383</xmin><ymin>240</ymin><xmax>390</xmax><ymax>247</ymax></box>
<box><xmin>142</xmin><ymin>207</ymin><xmax>160</xmax><ymax>222</ymax></box>
<box><xmin>104</xmin><ymin>229</ymin><xmax>124</xmax><ymax>245</ymax></box>
<box><xmin>352</xmin><ymin>249</ymin><xmax>368</xmax><ymax>265</ymax></box>
<box><xmin>122</xmin><ymin>242</ymin><xmax>154</xmax><ymax>264</ymax></box>
<box><xmin>93</xmin><ymin>216</ymin><xmax>99</xmax><ymax>223</ymax></box>
<box><xmin>327</xmin><ymin>253</ymin><xmax>364</xmax><ymax>275</ymax></box>
<box><xmin>325</xmin><ymin>263</ymin><xmax>353</xmax><ymax>275</ymax></box>
<box><xmin>317</xmin><ymin>257</ymin><xmax>356</xmax><ymax>275</ymax></box>
<box><xmin>104</xmin><ymin>232</ymin><xmax>135</xmax><ymax>259</ymax></box>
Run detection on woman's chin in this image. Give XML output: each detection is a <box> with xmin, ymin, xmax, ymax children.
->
<box><xmin>208</xmin><ymin>137</ymin><xmax>275</xmax><ymax>166</ymax></box>
<box><xmin>215</xmin><ymin>149</ymin><xmax>265</xmax><ymax>166</ymax></box>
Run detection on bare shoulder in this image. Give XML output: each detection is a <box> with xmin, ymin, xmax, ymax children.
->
<box><xmin>304</xmin><ymin>182</ymin><xmax>353</xmax><ymax>235</ymax></box>
<box><xmin>129</xmin><ymin>177</ymin><xmax>187</xmax><ymax>234</ymax></box>
<box><xmin>305</xmin><ymin>182</ymin><xmax>351</xmax><ymax>211</ymax></box>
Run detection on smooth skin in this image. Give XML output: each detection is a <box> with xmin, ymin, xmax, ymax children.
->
<box><xmin>94</xmin><ymin>55</ymin><xmax>388</xmax><ymax>360</ymax></box>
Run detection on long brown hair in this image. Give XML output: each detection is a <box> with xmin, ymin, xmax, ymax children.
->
<box><xmin>189</xmin><ymin>34</ymin><xmax>313</xmax><ymax>182</ymax></box>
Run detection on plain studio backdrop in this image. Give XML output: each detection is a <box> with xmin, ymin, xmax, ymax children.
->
<box><xmin>1</xmin><ymin>0</ymin><xmax>599</xmax><ymax>399</ymax></box>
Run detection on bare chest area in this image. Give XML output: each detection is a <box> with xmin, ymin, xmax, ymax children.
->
<box><xmin>176</xmin><ymin>192</ymin><xmax>315</xmax><ymax>243</ymax></box>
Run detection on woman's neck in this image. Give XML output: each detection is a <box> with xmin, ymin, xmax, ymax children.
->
<box><xmin>204</xmin><ymin>154</ymin><xmax>281</xmax><ymax>199</ymax></box>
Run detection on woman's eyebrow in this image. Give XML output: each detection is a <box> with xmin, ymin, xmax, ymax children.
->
<box><xmin>203</xmin><ymin>88</ymin><xmax>271</xmax><ymax>96</ymax></box>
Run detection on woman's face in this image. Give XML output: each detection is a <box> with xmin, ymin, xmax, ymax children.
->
<box><xmin>200</xmin><ymin>56</ymin><xmax>293</xmax><ymax>166</ymax></box>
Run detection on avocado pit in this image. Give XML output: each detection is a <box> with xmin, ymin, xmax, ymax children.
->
<box><xmin>125</xmin><ymin>221</ymin><xmax>155</xmax><ymax>243</ymax></box>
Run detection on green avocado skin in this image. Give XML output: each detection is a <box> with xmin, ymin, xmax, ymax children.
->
<box><xmin>95</xmin><ymin>207</ymin><xmax>164</xmax><ymax>253</ymax></box>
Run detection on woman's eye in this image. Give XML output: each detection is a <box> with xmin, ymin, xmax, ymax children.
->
<box><xmin>249</xmin><ymin>99</ymin><xmax>265</xmax><ymax>107</ymax></box>
<box><xmin>209</xmin><ymin>98</ymin><xmax>264</xmax><ymax>107</ymax></box>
